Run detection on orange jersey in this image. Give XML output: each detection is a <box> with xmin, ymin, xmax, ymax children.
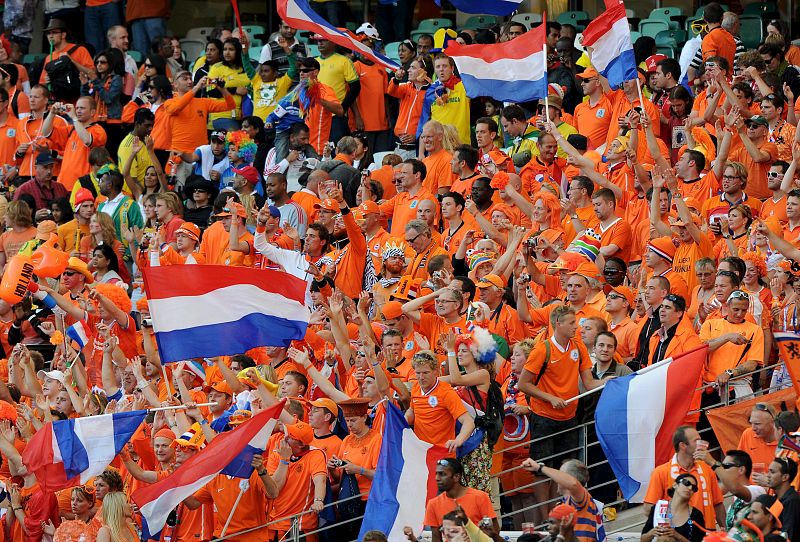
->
<box><xmin>524</xmin><ymin>337</ymin><xmax>592</xmax><ymax>421</ymax></box>
<box><xmin>699</xmin><ymin>317</ymin><xmax>764</xmax><ymax>382</ymax></box>
<box><xmin>0</xmin><ymin>115</ymin><xmax>18</xmax><ymax>168</ymax></box>
<box><xmin>644</xmin><ymin>459</ymin><xmax>724</xmax><ymax>529</ymax></box>
<box><xmin>573</xmin><ymin>95</ymin><xmax>613</xmax><ymax>150</ymax></box>
<box><xmin>192</xmin><ymin>471</ymin><xmax>268</xmax><ymax>542</ymax></box>
<box><xmin>421</xmin><ymin>148</ymin><xmax>455</xmax><ymax>194</ymax></box>
<box><xmin>387</xmin><ymin>79</ymin><xmax>425</xmax><ymax>138</ymax></box>
<box><xmin>701</xmin><ymin>26</ymin><xmax>737</xmax><ymax>67</ymax></box>
<box><xmin>424</xmin><ymin>487</ymin><xmax>496</xmax><ymax>527</ymax></box>
<box><xmin>409</xmin><ymin>378</ymin><xmax>468</xmax><ymax>450</ymax></box>
<box><xmin>58</xmin><ymin>124</ymin><xmax>107</xmax><ymax>190</ymax></box>
<box><xmin>337</xmin><ymin>429</ymin><xmax>381</xmax><ymax>497</ymax></box>
<box><xmin>678</xmin><ymin>175</ymin><xmax>718</xmax><ymax>206</ymax></box>
<box><xmin>163</xmin><ymin>91</ymin><xmax>236</xmax><ymax>153</ymax></box>
<box><xmin>266</xmin><ymin>448</ymin><xmax>327</xmax><ymax>532</ymax></box>
<box><xmin>598</xmin><ymin>217</ymin><xmax>633</xmax><ymax>263</ymax></box>
<box><xmin>731</xmin><ymin>141</ymin><xmax>779</xmax><ymax>200</ymax></box>
<box><xmin>379</xmin><ymin>187</ymin><xmax>438</xmax><ymax>237</ymax></box>
<box><xmin>305</xmin><ymin>82</ymin><xmax>339</xmax><ymax>155</ymax></box>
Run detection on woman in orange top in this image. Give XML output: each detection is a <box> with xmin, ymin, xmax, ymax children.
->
<box><xmin>713</xmin><ymin>204</ymin><xmax>753</xmax><ymax>261</ymax></box>
<box><xmin>328</xmin><ymin>398</ymin><xmax>381</xmax><ymax>541</ymax></box>
<box><xmin>81</xmin><ymin>49</ymin><xmax>124</xmax><ymax>157</ymax></box>
<box><xmin>45</xmin><ymin>486</ymin><xmax>99</xmax><ymax>540</ymax></box>
<box><xmin>530</xmin><ymin>190</ymin><xmax>563</xmax><ymax>235</ymax></box>
<box><xmin>387</xmin><ymin>56</ymin><xmax>432</xmax><ymax>151</ymax></box>
<box><xmin>95</xmin><ymin>492</ymin><xmax>138</xmax><ymax>542</ymax></box>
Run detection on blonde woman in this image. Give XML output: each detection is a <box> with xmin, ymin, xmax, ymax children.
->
<box><xmin>154</xmin><ymin>191</ymin><xmax>185</xmax><ymax>245</ymax></box>
<box><xmin>78</xmin><ymin>213</ymin><xmax>129</xmax><ymax>284</ymax></box>
<box><xmin>0</xmin><ymin>200</ymin><xmax>36</xmax><ymax>273</ymax></box>
<box><xmin>96</xmin><ymin>492</ymin><xmax>138</xmax><ymax>542</ymax></box>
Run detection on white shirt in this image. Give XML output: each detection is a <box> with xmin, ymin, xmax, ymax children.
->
<box><xmin>100</xmin><ymin>192</ymin><xmax>126</xmax><ymax>219</ymax></box>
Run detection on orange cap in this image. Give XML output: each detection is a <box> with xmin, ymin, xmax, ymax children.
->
<box><xmin>357</xmin><ymin>200</ymin><xmax>380</xmax><ymax>215</ymax></box>
<box><xmin>314</xmin><ymin>199</ymin><xmax>339</xmax><ymax>212</ymax></box>
<box><xmin>286</xmin><ymin>421</ymin><xmax>314</xmax><ymax>445</ymax></box>
<box><xmin>381</xmin><ymin>300</ymin><xmax>404</xmax><ymax>320</ymax></box>
<box><xmin>476</xmin><ymin>273</ymin><xmax>506</xmax><ymax>289</ymax></box>
<box><xmin>576</xmin><ymin>67</ymin><xmax>599</xmax><ymax>79</ymax></box>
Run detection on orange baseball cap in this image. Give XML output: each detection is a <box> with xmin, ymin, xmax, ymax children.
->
<box><xmin>204</xmin><ymin>379</ymin><xmax>233</xmax><ymax>395</ymax></box>
<box><xmin>176</xmin><ymin>222</ymin><xmax>201</xmax><ymax>242</ymax></box>
<box><xmin>381</xmin><ymin>300</ymin><xmax>404</xmax><ymax>320</ymax></box>
<box><xmin>216</xmin><ymin>202</ymin><xmax>247</xmax><ymax>218</ymax></box>
<box><xmin>310</xmin><ymin>398</ymin><xmax>339</xmax><ymax>416</ymax></box>
<box><xmin>314</xmin><ymin>199</ymin><xmax>339</xmax><ymax>212</ymax></box>
<box><xmin>577</xmin><ymin>67</ymin><xmax>599</xmax><ymax>79</ymax></box>
<box><xmin>286</xmin><ymin>421</ymin><xmax>314</xmax><ymax>445</ymax></box>
<box><xmin>357</xmin><ymin>200</ymin><xmax>380</xmax><ymax>215</ymax></box>
<box><xmin>476</xmin><ymin>273</ymin><xmax>506</xmax><ymax>289</ymax></box>
<box><xmin>608</xmin><ymin>285</ymin><xmax>635</xmax><ymax>307</ymax></box>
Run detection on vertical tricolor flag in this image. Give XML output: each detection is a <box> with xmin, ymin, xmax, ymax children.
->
<box><xmin>595</xmin><ymin>345</ymin><xmax>706</xmax><ymax>502</ymax></box>
<box><xmin>581</xmin><ymin>2</ymin><xmax>638</xmax><ymax>88</ymax></box>
<box><xmin>358</xmin><ymin>404</ymin><xmax>448</xmax><ymax>540</ymax></box>
<box><xmin>445</xmin><ymin>15</ymin><xmax>548</xmax><ymax>103</ymax></box>
<box><xmin>775</xmin><ymin>332</ymin><xmax>800</xmax><ymax>395</ymax></box>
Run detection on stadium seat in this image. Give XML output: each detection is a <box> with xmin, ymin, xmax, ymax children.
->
<box><xmin>248</xmin><ymin>38</ymin><xmax>263</xmax><ymax>50</ymax></box>
<box><xmin>248</xmin><ymin>47</ymin><xmax>261</xmax><ymax>64</ymax></box>
<box><xmin>739</xmin><ymin>14</ymin><xmax>764</xmax><ymax>49</ymax></box>
<box><xmin>639</xmin><ymin>19</ymin><xmax>670</xmax><ymax>39</ymax></box>
<box><xmin>410</xmin><ymin>30</ymin><xmax>429</xmax><ymax>43</ymax></box>
<box><xmin>463</xmin><ymin>15</ymin><xmax>499</xmax><ymax>30</ymax></box>
<box><xmin>656</xmin><ymin>46</ymin><xmax>675</xmax><ymax>58</ymax></box>
<box><xmin>384</xmin><ymin>41</ymin><xmax>402</xmax><ymax>63</ymax></box>
<box><xmin>743</xmin><ymin>1</ymin><xmax>778</xmax><ymax>15</ymax></box>
<box><xmin>511</xmin><ymin>12</ymin><xmax>542</xmax><ymax>28</ymax></box>
<box><xmin>241</xmin><ymin>24</ymin><xmax>266</xmax><ymax>38</ymax></box>
<box><xmin>180</xmin><ymin>40</ymin><xmax>206</xmax><ymax>63</ymax></box>
<box><xmin>685</xmin><ymin>16</ymin><xmax>703</xmax><ymax>34</ymax></box>
<box><xmin>556</xmin><ymin>11</ymin><xmax>590</xmax><ymax>27</ymax></box>
<box><xmin>185</xmin><ymin>27</ymin><xmax>214</xmax><ymax>41</ymax></box>
<box><xmin>22</xmin><ymin>53</ymin><xmax>45</xmax><ymax>67</ymax></box>
<box><xmin>655</xmin><ymin>29</ymin><xmax>687</xmax><ymax>50</ymax></box>
<box><xmin>626</xmin><ymin>9</ymin><xmax>635</xmax><ymax>18</ymax></box>
<box><xmin>650</xmin><ymin>7</ymin><xmax>683</xmax><ymax>20</ymax></box>
<box><xmin>306</xmin><ymin>43</ymin><xmax>320</xmax><ymax>57</ymax></box>
<box><xmin>417</xmin><ymin>18</ymin><xmax>453</xmax><ymax>33</ymax></box>
<box><xmin>630</xmin><ymin>30</ymin><xmax>642</xmax><ymax>43</ymax></box>
<box><xmin>695</xmin><ymin>4</ymin><xmax>729</xmax><ymax>17</ymax></box>
<box><xmin>296</xmin><ymin>30</ymin><xmax>313</xmax><ymax>44</ymax></box>
<box><xmin>127</xmin><ymin>50</ymin><xmax>143</xmax><ymax>64</ymax></box>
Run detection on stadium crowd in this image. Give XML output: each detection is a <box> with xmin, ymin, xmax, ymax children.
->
<box><xmin>2</xmin><ymin>1</ymin><xmax>800</xmax><ymax>542</ymax></box>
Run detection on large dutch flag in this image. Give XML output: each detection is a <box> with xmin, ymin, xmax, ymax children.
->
<box><xmin>358</xmin><ymin>403</ymin><xmax>448</xmax><ymax>541</ymax></box>
<box><xmin>133</xmin><ymin>401</ymin><xmax>284</xmax><ymax>539</ymax></box>
<box><xmin>22</xmin><ymin>411</ymin><xmax>147</xmax><ymax>492</ymax></box>
<box><xmin>581</xmin><ymin>2</ymin><xmax>638</xmax><ymax>88</ymax></box>
<box><xmin>595</xmin><ymin>345</ymin><xmax>707</xmax><ymax>502</ymax></box>
<box><xmin>277</xmin><ymin>0</ymin><xmax>400</xmax><ymax>70</ymax></box>
<box><xmin>445</xmin><ymin>16</ymin><xmax>548</xmax><ymax>103</ymax></box>
<box><xmin>142</xmin><ymin>265</ymin><xmax>309</xmax><ymax>363</ymax></box>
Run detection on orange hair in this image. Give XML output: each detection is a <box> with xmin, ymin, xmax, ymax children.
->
<box><xmin>95</xmin><ymin>283</ymin><xmax>132</xmax><ymax>314</ymax></box>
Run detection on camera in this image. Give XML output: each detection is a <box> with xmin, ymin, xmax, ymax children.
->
<box><xmin>211</xmin><ymin>78</ymin><xmax>224</xmax><ymax>87</ymax></box>
<box><xmin>142</xmin><ymin>318</ymin><xmax>153</xmax><ymax>328</ymax></box>
<box><xmin>330</xmin><ymin>458</ymin><xmax>347</xmax><ymax>468</ymax></box>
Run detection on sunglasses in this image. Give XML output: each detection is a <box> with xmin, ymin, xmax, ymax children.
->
<box><xmin>720</xmin><ymin>462</ymin><xmax>739</xmax><ymax>469</ymax></box>
<box><xmin>61</xmin><ymin>270</ymin><xmax>78</xmax><ymax>277</ymax></box>
<box><xmin>754</xmin><ymin>402</ymin><xmax>775</xmax><ymax>418</ymax></box>
<box><xmin>767</xmin><ymin>171</ymin><xmax>782</xmax><ymax>178</ymax></box>
<box><xmin>606</xmin><ymin>293</ymin><xmax>625</xmax><ymax>301</ymax></box>
<box><xmin>728</xmin><ymin>290</ymin><xmax>750</xmax><ymax>301</ymax></box>
<box><xmin>144</xmin><ymin>63</ymin><xmax>154</xmax><ymax>68</ymax></box>
<box><xmin>677</xmin><ymin>478</ymin><xmax>698</xmax><ymax>491</ymax></box>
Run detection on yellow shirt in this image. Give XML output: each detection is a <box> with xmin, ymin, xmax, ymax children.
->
<box><xmin>117</xmin><ymin>133</ymin><xmax>150</xmax><ymax>194</ymax></box>
<box><xmin>206</xmin><ymin>63</ymin><xmax>251</xmax><ymax>124</ymax></box>
<box><xmin>431</xmin><ymin>80</ymin><xmax>471</xmax><ymax>144</ymax></box>
<box><xmin>252</xmin><ymin>73</ymin><xmax>294</xmax><ymax>120</ymax></box>
<box><xmin>317</xmin><ymin>53</ymin><xmax>359</xmax><ymax>102</ymax></box>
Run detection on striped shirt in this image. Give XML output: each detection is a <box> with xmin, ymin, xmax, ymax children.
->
<box><xmin>565</xmin><ymin>486</ymin><xmax>606</xmax><ymax>542</ymax></box>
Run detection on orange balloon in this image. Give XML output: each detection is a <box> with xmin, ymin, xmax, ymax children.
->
<box><xmin>0</xmin><ymin>254</ymin><xmax>34</xmax><ymax>304</ymax></box>
<box><xmin>31</xmin><ymin>234</ymin><xmax>68</xmax><ymax>278</ymax></box>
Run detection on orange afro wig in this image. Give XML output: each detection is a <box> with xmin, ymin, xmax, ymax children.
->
<box><xmin>0</xmin><ymin>400</ymin><xmax>17</xmax><ymax>423</ymax></box>
<box><xmin>741</xmin><ymin>251</ymin><xmax>767</xmax><ymax>279</ymax></box>
<box><xmin>94</xmin><ymin>283</ymin><xmax>132</xmax><ymax>314</ymax></box>
<box><xmin>533</xmin><ymin>190</ymin><xmax>562</xmax><ymax>230</ymax></box>
<box><xmin>136</xmin><ymin>297</ymin><xmax>149</xmax><ymax>312</ymax></box>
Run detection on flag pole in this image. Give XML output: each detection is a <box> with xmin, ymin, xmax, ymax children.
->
<box><xmin>543</xmin><ymin>12</ymin><xmax>549</xmax><ymax>120</ymax></box>
<box><xmin>220</xmin><ymin>480</ymin><xmax>249</xmax><ymax>537</ymax></box>
<box><xmin>635</xmin><ymin>74</ymin><xmax>645</xmax><ymax>111</ymax></box>
<box><xmin>148</xmin><ymin>402</ymin><xmax>218</xmax><ymax>412</ymax></box>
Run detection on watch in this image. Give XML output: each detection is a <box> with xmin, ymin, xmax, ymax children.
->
<box><xmin>725</xmin><ymin>369</ymin><xmax>734</xmax><ymax>377</ymax></box>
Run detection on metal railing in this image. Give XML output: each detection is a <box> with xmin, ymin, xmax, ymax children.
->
<box><xmin>212</xmin><ymin>361</ymin><xmax>786</xmax><ymax>542</ymax></box>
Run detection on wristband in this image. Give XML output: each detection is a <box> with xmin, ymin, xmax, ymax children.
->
<box><xmin>200</xmin><ymin>418</ymin><xmax>208</xmax><ymax>426</ymax></box>
<box><xmin>371</xmin><ymin>361</ymin><xmax>381</xmax><ymax>368</ymax></box>
<box><xmin>280</xmin><ymin>459</ymin><xmax>290</xmax><ymax>465</ymax></box>
<box><xmin>340</xmin><ymin>206</ymin><xmax>350</xmax><ymax>215</ymax></box>
<box><xmin>360</xmin><ymin>467</ymin><xmax>365</xmax><ymax>475</ymax></box>
<box><xmin>257</xmin><ymin>468</ymin><xmax>267</xmax><ymax>476</ymax></box>
<box><xmin>137</xmin><ymin>379</ymin><xmax>148</xmax><ymax>389</ymax></box>
<box><xmin>447</xmin><ymin>352</ymin><xmax>456</xmax><ymax>358</ymax></box>
<box><xmin>535</xmin><ymin>464</ymin><xmax>545</xmax><ymax>476</ymax></box>
<box><xmin>314</xmin><ymin>498</ymin><xmax>324</xmax><ymax>502</ymax></box>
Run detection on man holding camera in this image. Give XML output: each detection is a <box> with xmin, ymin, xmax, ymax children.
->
<box><xmin>44</xmin><ymin>97</ymin><xmax>107</xmax><ymax>191</ymax></box>
<box><xmin>164</xmin><ymin>73</ymin><xmax>235</xmax><ymax>185</ymax></box>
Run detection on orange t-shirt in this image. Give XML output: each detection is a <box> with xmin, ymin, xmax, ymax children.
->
<box><xmin>573</xmin><ymin>95</ymin><xmax>613</xmax><ymax>150</ymax></box>
<box><xmin>193</xmin><ymin>471</ymin><xmax>268</xmax><ymax>542</ymax></box>
<box><xmin>409</xmin><ymin>378</ymin><xmax>468</xmax><ymax>450</ymax></box>
<box><xmin>266</xmin><ymin>447</ymin><xmax>328</xmax><ymax>532</ymax></box>
<box><xmin>369</xmin><ymin>164</ymin><xmax>397</xmax><ymax>199</ymax></box>
<box><xmin>523</xmin><ymin>337</ymin><xmax>592</xmax><ymax>421</ymax></box>
<box><xmin>761</xmin><ymin>194</ymin><xmax>788</xmax><ymax>224</ymax></box>
<box><xmin>673</xmin><ymin>237</ymin><xmax>714</xmax><ymax>294</ymax></box>
<box><xmin>0</xmin><ymin>116</ymin><xmax>18</xmax><ymax>168</ymax></box>
<box><xmin>678</xmin><ymin>175</ymin><xmax>718</xmax><ymax>206</ymax></box>
<box><xmin>598</xmin><ymin>217</ymin><xmax>633</xmax><ymax>263</ymax></box>
<box><xmin>731</xmin><ymin>141</ymin><xmax>779</xmax><ymax>200</ymax></box>
<box><xmin>16</xmin><ymin>114</ymin><xmax>69</xmax><ymax>178</ymax></box>
<box><xmin>608</xmin><ymin>317</ymin><xmax>639</xmax><ymax>361</ymax></box>
<box><xmin>337</xmin><ymin>429</ymin><xmax>381</xmax><ymax>498</ymax></box>
<box><xmin>353</xmin><ymin>61</ymin><xmax>388</xmax><ymax>132</ymax></box>
<box><xmin>387</xmin><ymin>79</ymin><xmax>425</xmax><ymax>138</ymax></box>
<box><xmin>59</xmin><ymin>124</ymin><xmax>108</xmax><ymax>191</ymax></box>
<box><xmin>701</xmin><ymin>26</ymin><xmax>737</xmax><ymax>67</ymax></box>
<box><xmin>163</xmin><ymin>91</ymin><xmax>236</xmax><ymax>153</ymax></box>
<box><xmin>291</xmin><ymin>190</ymin><xmax>321</xmax><ymax>224</ymax></box>
<box><xmin>39</xmin><ymin>44</ymin><xmax>94</xmax><ymax>84</ymax></box>
<box><xmin>198</xmin><ymin>221</ymin><xmax>230</xmax><ymax>265</ymax></box>
<box><xmin>0</xmin><ymin>227</ymin><xmax>35</xmax><ymax>258</ymax></box>
<box><xmin>643</xmin><ymin>459</ymin><xmax>724</xmax><ymax>529</ymax></box>
<box><xmin>311</xmin><ymin>433</ymin><xmax>342</xmax><ymax>466</ymax></box>
<box><xmin>737</xmin><ymin>428</ymin><xmax>777</xmax><ymax>477</ymax></box>
<box><xmin>422</xmin><ymin>148</ymin><xmax>455</xmax><ymax>194</ymax></box>
<box><xmin>418</xmin><ymin>312</ymin><xmax>470</xmax><ymax>359</ymax></box>
<box><xmin>698</xmin><ymin>318</ymin><xmax>764</xmax><ymax>382</ymax></box>
<box><xmin>305</xmin><ymin>82</ymin><xmax>339</xmax><ymax>155</ymax></box>
<box><xmin>562</xmin><ymin>205</ymin><xmax>599</xmax><ymax>246</ymax></box>
<box><xmin>424</xmin><ymin>487</ymin><xmax>496</xmax><ymax>527</ymax></box>
<box><xmin>379</xmin><ymin>187</ymin><xmax>438</xmax><ymax>237</ymax></box>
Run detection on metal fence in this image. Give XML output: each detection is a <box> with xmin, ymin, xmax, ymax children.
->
<box><xmin>212</xmin><ymin>361</ymin><xmax>786</xmax><ymax>542</ymax></box>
